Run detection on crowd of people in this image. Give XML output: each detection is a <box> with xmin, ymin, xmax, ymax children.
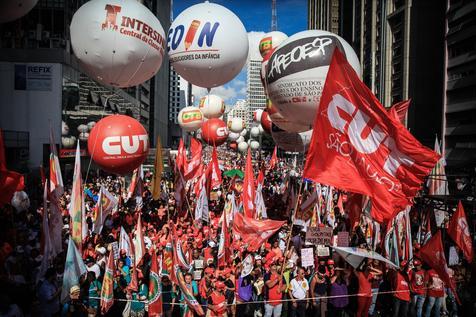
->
<box><xmin>0</xmin><ymin>149</ymin><xmax>474</xmax><ymax>317</ymax></box>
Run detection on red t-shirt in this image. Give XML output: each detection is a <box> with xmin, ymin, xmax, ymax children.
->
<box><xmin>427</xmin><ymin>270</ymin><xmax>445</xmax><ymax>298</ymax></box>
<box><xmin>357</xmin><ymin>271</ymin><xmax>374</xmax><ymax>297</ymax></box>
<box><xmin>266</xmin><ymin>273</ymin><xmax>283</xmax><ymax>305</ymax></box>
<box><xmin>208</xmin><ymin>291</ymin><xmax>227</xmax><ymax>316</ymax></box>
<box><xmin>410</xmin><ymin>269</ymin><xmax>427</xmax><ymax>295</ymax></box>
<box><xmin>394</xmin><ymin>272</ymin><xmax>410</xmax><ymax>302</ymax></box>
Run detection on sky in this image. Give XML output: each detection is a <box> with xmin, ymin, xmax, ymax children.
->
<box><xmin>173</xmin><ymin>0</ymin><xmax>308</xmax><ymax>106</ymax></box>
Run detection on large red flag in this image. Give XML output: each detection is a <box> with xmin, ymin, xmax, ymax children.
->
<box><xmin>176</xmin><ymin>138</ymin><xmax>187</xmax><ymax>173</ymax></box>
<box><xmin>447</xmin><ymin>201</ymin><xmax>473</xmax><ymax>262</ymax></box>
<box><xmin>184</xmin><ymin>138</ymin><xmax>202</xmax><ymax>181</ymax></box>
<box><xmin>148</xmin><ymin>247</ymin><xmax>163</xmax><ymax>317</ymax></box>
<box><xmin>242</xmin><ymin>148</ymin><xmax>255</xmax><ymax>218</ymax></box>
<box><xmin>233</xmin><ymin>212</ymin><xmax>285</xmax><ymax>251</ymax></box>
<box><xmin>206</xmin><ymin>146</ymin><xmax>222</xmax><ymax>191</ymax></box>
<box><xmin>388</xmin><ymin>99</ymin><xmax>411</xmax><ymax>123</ymax></box>
<box><xmin>420</xmin><ymin>231</ymin><xmax>460</xmax><ymax>304</ymax></box>
<box><xmin>269</xmin><ymin>146</ymin><xmax>278</xmax><ymax>170</ymax></box>
<box><xmin>303</xmin><ymin>49</ymin><xmax>439</xmax><ymax>223</ymax></box>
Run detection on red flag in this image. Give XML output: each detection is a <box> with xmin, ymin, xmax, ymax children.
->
<box><xmin>148</xmin><ymin>247</ymin><xmax>163</xmax><ymax>317</ymax></box>
<box><xmin>206</xmin><ymin>146</ymin><xmax>222</xmax><ymax>191</ymax></box>
<box><xmin>133</xmin><ymin>213</ymin><xmax>146</xmax><ymax>266</ymax></box>
<box><xmin>233</xmin><ymin>212</ymin><xmax>285</xmax><ymax>251</ymax></box>
<box><xmin>256</xmin><ymin>169</ymin><xmax>265</xmax><ymax>187</ymax></box>
<box><xmin>184</xmin><ymin>138</ymin><xmax>202</xmax><ymax>181</ymax></box>
<box><xmin>269</xmin><ymin>146</ymin><xmax>278</xmax><ymax>170</ymax></box>
<box><xmin>347</xmin><ymin>193</ymin><xmax>363</xmax><ymax>231</ymax></box>
<box><xmin>0</xmin><ymin>129</ymin><xmax>25</xmax><ymax>206</ymax></box>
<box><xmin>420</xmin><ymin>231</ymin><xmax>460</xmax><ymax>304</ymax></box>
<box><xmin>447</xmin><ymin>201</ymin><xmax>473</xmax><ymax>262</ymax></box>
<box><xmin>176</xmin><ymin>138</ymin><xmax>187</xmax><ymax>173</ymax></box>
<box><xmin>388</xmin><ymin>99</ymin><xmax>411</xmax><ymax>123</ymax></box>
<box><xmin>303</xmin><ymin>49</ymin><xmax>439</xmax><ymax>223</ymax></box>
<box><xmin>100</xmin><ymin>252</ymin><xmax>115</xmax><ymax>314</ymax></box>
<box><xmin>242</xmin><ymin>148</ymin><xmax>255</xmax><ymax>218</ymax></box>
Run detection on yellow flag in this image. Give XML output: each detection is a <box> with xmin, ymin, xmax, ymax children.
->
<box><xmin>152</xmin><ymin>137</ymin><xmax>163</xmax><ymax>200</ymax></box>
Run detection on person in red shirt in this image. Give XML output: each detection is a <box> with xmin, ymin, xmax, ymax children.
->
<box><xmin>409</xmin><ymin>259</ymin><xmax>427</xmax><ymax>317</ymax></box>
<box><xmin>391</xmin><ymin>261</ymin><xmax>411</xmax><ymax>317</ymax></box>
<box><xmin>424</xmin><ymin>269</ymin><xmax>444</xmax><ymax>317</ymax></box>
<box><xmin>264</xmin><ymin>263</ymin><xmax>286</xmax><ymax>317</ymax></box>
<box><xmin>208</xmin><ymin>281</ymin><xmax>228</xmax><ymax>316</ymax></box>
<box><xmin>354</xmin><ymin>262</ymin><xmax>375</xmax><ymax>317</ymax></box>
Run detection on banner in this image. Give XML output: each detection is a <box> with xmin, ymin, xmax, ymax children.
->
<box><xmin>303</xmin><ymin>49</ymin><xmax>439</xmax><ymax>223</ymax></box>
<box><xmin>69</xmin><ymin>142</ymin><xmax>85</xmax><ymax>252</ymax></box>
<box><xmin>447</xmin><ymin>201</ymin><xmax>473</xmax><ymax>262</ymax></box>
<box><xmin>306</xmin><ymin>226</ymin><xmax>333</xmax><ymax>245</ymax></box>
<box><xmin>100</xmin><ymin>252</ymin><xmax>115</xmax><ymax>314</ymax></box>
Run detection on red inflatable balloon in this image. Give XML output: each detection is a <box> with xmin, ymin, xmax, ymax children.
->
<box><xmin>88</xmin><ymin>115</ymin><xmax>149</xmax><ymax>175</ymax></box>
<box><xmin>260</xmin><ymin>109</ymin><xmax>272</xmax><ymax>133</ymax></box>
<box><xmin>201</xmin><ymin>118</ymin><xmax>229</xmax><ymax>146</ymax></box>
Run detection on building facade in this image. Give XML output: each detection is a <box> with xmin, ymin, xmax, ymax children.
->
<box><xmin>228</xmin><ymin>99</ymin><xmax>250</xmax><ymax>128</ymax></box>
<box><xmin>247</xmin><ymin>59</ymin><xmax>266</xmax><ymax>127</ymax></box>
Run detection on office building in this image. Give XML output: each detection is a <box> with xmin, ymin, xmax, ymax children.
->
<box><xmin>228</xmin><ymin>100</ymin><xmax>250</xmax><ymax>127</ymax></box>
<box><xmin>168</xmin><ymin>65</ymin><xmax>186</xmax><ymax>147</ymax></box>
<box><xmin>247</xmin><ymin>59</ymin><xmax>266</xmax><ymax>126</ymax></box>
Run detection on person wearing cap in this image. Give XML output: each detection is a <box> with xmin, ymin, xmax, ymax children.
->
<box><xmin>200</xmin><ymin>268</ymin><xmax>214</xmax><ymax>311</ymax></box>
<box><xmin>424</xmin><ymin>269</ymin><xmax>445</xmax><ymax>317</ymax></box>
<box><xmin>390</xmin><ymin>260</ymin><xmax>411</xmax><ymax>317</ymax></box>
<box><xmin>62</xmin><ymin>284</ymin><xmax>89</xmax><ymax>316</ymax></box>
<box><xmin>354</xmin><ymin>260</ymin><xmax>378</xmax><ymax>317</ymax></box>
<box><xmin>288</xmin><ymin>267</ymin><xmax>309</xmax><ymax>317</ymax></box>
<box><xmin>310</xmin><ymin>258</ymin><xmax>329</xmax><ymax>317</ymax></box>
<box><xmin>409</xmin><ymin>259</ymin><xmax>427</xmax><ymax>317</ymax></box>
<box><xmin>37</xmin><ymin>267</ymin><xmax>61</xmax><ymax>316</ymax></box>
<box><xmin>119</xmin><ymin>249</ymin><xmax>132</xmax><ymax>267</ymax></box>
<box><xmin>207</xmin><ymin>281</ymin><xmax>227</xmax><ymax>316</ymax></box>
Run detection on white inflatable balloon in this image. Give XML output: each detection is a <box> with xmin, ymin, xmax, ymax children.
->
<box><xmin>168</xmin><ymin>2</ymin><xmax>248</xmax><ymax>88</ymax></box>
<box><xmin>253</xmin><ymin>109</ymin><xmax>263</xmax><ymax>123</ymax></box>
<box><xmin>236</xmin><ymin>136</ymin><xmax>245</xmax><ymax>144</ymax></box>
<box><xmin>70</xmin><ymin>0</ymin><xmax>166</xmax><ymax>87</ymax></box>
<box><xmin>79</xmin><ymin>132</ymin><xmax>90</xmax><ymax>141</ymax></box>
<box><xmin>199</xmin><ymin>95</ymin><xmax>225</xmax><ymax>119</ymax></box>
<box><xmin>250</xmin><ymin>140</ymin><xmax>260</xmax><ymax>151</ymax></box>
<box><xmin>87</xmin><ymin>121</ymin><xmax>96</xmax><ymax>131</ymax></box>
<box><xmin>0</xmin><ymin>0</ymin><xmax>38</xmax><ymax>24</ymax></box>
<box><xmin>62</xmin><ymin>136</ymin><xmax>76</xmax><ymax>148</ymax></box>
<box><xmin>267</xmin><ymin>98</ymin><xmax>310</xmax><ymax>132</ymax></box>
<box><xmin>77</xmin><ymin>124</ymin><xmax>89</xmax><ymax>133</ymax></box>
<box><xmin>228</xmin><ymin>117</ymin><xmax>245</xmax><ymax>133</ymax></box>
<box><xmin>177</xmin><ymin>106</ymin><xmax>204</xmax><ymax>131</ymax></box>
<box><xmin>265</xmin><ymin>30</ymin><xmax>360</xmax><ymax>127</ymax></box>
<box><xmin>240</xmin><ymin>128</ymin><xmax>247</xmax><ymax>137</ymax></box>
<box><xmin>238</xmin><ymin>141</ymin><xmax>248</xmax><ymax>153</ymax></box>
<box><xmin>228</xmin><ymin>132</ymin><xmax>240</xmax><ymax>141</ymax></box>
<box><xmin>259</xmin><ymin>31</ymin><xmax>288</xmax><ymax>58</ymax></box>
<box><xmin>250</xmin><ymin>127</ymin><xmax>260</xmax><ymax>138</ymax></box>
<box><xmin>258</xmin><ymin>125</ymin><xmax>264</xmax><ymax>134</ymax></box>
<box><xmin>62</xmin><ymin>121</ymin><xmax>70</xmax><ymax>136</ymax></box>
<box><xmin>271</xmin><ymin>124</ymin><xmax>313</xmax><ymax>152</ymax></box>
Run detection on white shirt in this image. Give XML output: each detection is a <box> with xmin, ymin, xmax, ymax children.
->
<box><xmin>290</xmin><ymin>278</ymin><xmax>309</xmax><ymax>300</ymax></box>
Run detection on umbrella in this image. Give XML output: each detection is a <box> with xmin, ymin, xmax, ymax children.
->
<box><xmin>223</xmin><ymin>169</ymin><xmax>244</xmax><ymax>179</ymax></box>
<box><xmin>332</xmin><ymin>246</ymin><xmax>399</xmax><ymax>269</ymax></box>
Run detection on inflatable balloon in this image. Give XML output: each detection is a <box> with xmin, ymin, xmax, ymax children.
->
<box><xmin>266</xmin><ymin>98</ymin><xmax>309</xmax><ymax>132</ymax></box>
<box><xmin>87</xmin><ymin>121</ymin><xmax>96</xmax><ymax>130</ymax></box>
<box><xmin>236</xmin><ymin>136</ymin><xmax>245</xmax><ymax>144</ymax></box>
<box><xmin>253</xmin><ymin>109</ymin><xmax>263</xmax><ymax>123</ymax></box>
<box><xmin>201</xmin><ymin>118</ymin><xmax>228</xmax><ymax>146</ymax></box>
<box><xmin>0</xmin><ymin>0</ymin><xmax>38</xmax><ymax>24</ymax></box>
<box><xmin>238</xmin><ymin>142</ymin><xmax>248</xmax><ymax>153</ymax></box>
<box><xmin>70</xmin><ymin>0</ymin><xmax>166</xmax><ymax>87</ymax></box>
<box><xmin>11</xmin><ymin>191</ymin><xmax>30</xmax><ymax>212</ymax></box>
<box><xmin>178</xmin><ymin>106</ymin><xmax>204</xmax><ymax>131</ymax></box>
<box><xmin>240</xmin><ymin>128</ymin><xmax>247</xmax><ymax>137</ymax></box>
<box><xmin>250</xmin><ymin>140</ymin><xmax>260</xmax><ymax>151</ymax></box>
<box><xmin>168</xmin><ymin>2</ymin><xmax>248</xmax><ymax>88</ymax></box>
<box><xmin>199</xmin><ymin>95</ymin><xmax>225</xmax><ymax>119</ymax></box>
<box><xmin>250</xmin><ymin>127</ymin><xmax>260</xmax><ymax>138</ymax></box>
<box><xmin>265</xmin><ymin>30</ymin><xmax>360</xmax><ymax>127</ymax></box>
<box><xmin>228</xmin><ymin>132</ymin><xmax>240</xmax><ymax>141</ymax></box>
<box><xmin>258</xmin><ymin>125</ymin><xmax>264</xmax><ymax>134</ymax></box>
<box><xmin>79</xmin><ymin>132</ymin><xmax>90</xmax><ymax>141</ymax></box>
<box><xmin>77</xmin><ymin>124</ymin><xmax>89</xmax><ymax>133</ymax></box>
<box><xmin>260</xmin><ymin>47</ymin><xmax>275</xmax><ymax>87</ymax></box>
<box><xmin>259</xmin><ymin>31</ymin><xmax>288</xmax><ymax>58</ymax></box>
<box><xmin>229</xmin><ymin>141</ymin><xmax>237</xmax><ymax>150</ymax></box>
<box><xmin>271</xmin><ymin>124</ymin><xmax>313</xmax><ymax>152</ymax></box>
<box><xmin>228</xmin><ymin>117</ymin><xmax>245</xmax><ymax>133</ymax></box>
<box><xmin>260</xmin><ymin>109</ymin><xmax>272</xmax><ymax>133</ymax></box>
<box><xmin>88</xmin><ymin>114</ymin><xmax>149</xmax><ymax>174</ymax></box>
<box><xmin>62</xmin><ymin>136</ymin><xmax>76</xmax><ymax>148</ymax></box>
